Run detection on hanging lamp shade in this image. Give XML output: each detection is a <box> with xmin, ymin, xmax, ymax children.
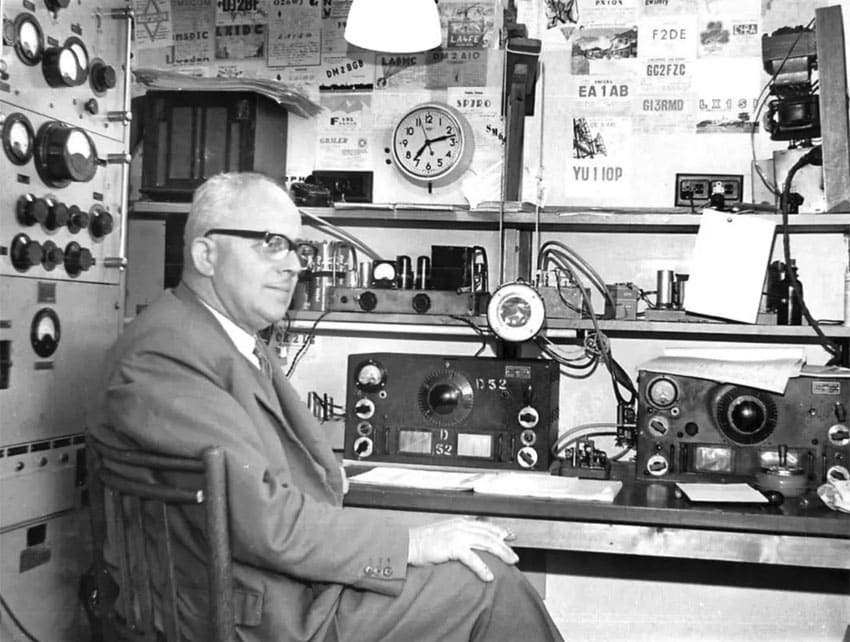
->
<box><xmin>344</xmin><ymin>0</ymin><xmax>442</xmax><ymax>53</ymax></box>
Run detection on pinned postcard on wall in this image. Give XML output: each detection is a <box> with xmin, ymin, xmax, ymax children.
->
<box><xmin>685</xmin><ymin>209</ymin><xmax>776</xmax><ymax>323</ymax></box>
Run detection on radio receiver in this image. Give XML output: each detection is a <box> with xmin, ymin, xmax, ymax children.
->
<box><xmin>344</xmin><ymin>353</ymin><xmax>560</xmax><ymax>469</ymax></box>
<box><xmin>636</xmin><ymin>363</ymin><xmax>849</xmax><ymax>489</ymax></box>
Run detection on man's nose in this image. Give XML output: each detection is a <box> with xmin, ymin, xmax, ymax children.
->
<box><xmin>281</xmin><ymin>250</ymin><xmax>303</xmax><ymax>273</ymax></box>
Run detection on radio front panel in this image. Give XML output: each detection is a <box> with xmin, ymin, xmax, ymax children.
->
<box><xmin>1</xmin><ymin>1</ymin><xmax>130</xmax><ymax>142</ymax></box>
<box><xmin>636</xmin><ymin>369</ymin><xmax>850</xmax><ymax>487</ymax></box>
<box><xmin>345</xmin><ymin>353</ymin><xmax>560</xmax><ymax>470</ymax></box>
<box><xmin>1</xmin><ymin>101</ymin><xmax>125</xmax><ymax>284</ymax></box>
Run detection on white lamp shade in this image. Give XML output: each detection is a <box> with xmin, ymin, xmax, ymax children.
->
<box><xmin>344</xmin><ymin>0</ymin><xmax>442</xmax><ymax>53</ymax></box>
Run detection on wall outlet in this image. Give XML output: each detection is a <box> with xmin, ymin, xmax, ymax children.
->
<box><xmin>675</xmin><ymin>173</ymin><xmax>744</xmax><ymax>207</ymax></box>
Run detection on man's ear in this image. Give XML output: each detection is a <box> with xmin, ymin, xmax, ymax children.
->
<box><xmin>190</xmin><ymin>237</ymin><xmax>217</xmax><ymax>277</ymax></box>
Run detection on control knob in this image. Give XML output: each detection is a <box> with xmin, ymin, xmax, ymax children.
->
<box><xmin>64</xmin><ymin>242</ymin><xmax>93</xmax><ymax>276</ymax></box>
<box><xmin>89</xmin><ymin>60</ymin><xmax>116</xmax><ymax>93</ymax></box>
<box><xmin>44</xmin><ymin>0</ymin><xmax>71</xmax><ymax>10</ymax></box>
<box><xmin>45</xmin><ymin>199</ymin><xmax>69</xmax><ymax>230</ymax></box>
<box><xmin>16</xmin><ymin>194</ymin><xmax>48</xmax><ymax>226</ymax></box>
<box><xmin>10</xmin><ymin>234</ymin><xmax>43</xmax><ymax>271</ymax></box>
<box><xmin>89</xmin><ymin>208</ymin><xmax>114</xmax><ymax>239</ymax></box>
<box><xmin>66</xmin><ymin>205</ymin><xmax>89</xmax><ymax>234</ymax></box>
<box><xmin>35</xmin><ymin>122</ymin><xmax>97</xmax><ymax>186</ymax></box>
<box><xmin>41</xmin><ymin>240</ymin><xmax>64</xmax><ymax>271</ymax></box>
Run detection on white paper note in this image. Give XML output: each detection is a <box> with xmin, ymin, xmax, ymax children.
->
<box><xmin>685</xmin><ymin>209</ymin><xmax>776</xmax><ymax>323</ymax></box>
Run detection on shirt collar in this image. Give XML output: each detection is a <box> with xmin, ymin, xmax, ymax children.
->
<box><xmin>200</xmin><ymin>301</ymin><xmax>260</xmax><ymax>370</ymax></box>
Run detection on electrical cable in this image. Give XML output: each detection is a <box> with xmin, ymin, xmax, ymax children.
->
<box><xmin>0</xmin><ymin>593</ymin><xmax>41</xmax><ymax>642</ymax></box>
<box><xmin>298</xmin><ymin>208</ymin><xmax>382</xmax><ymax>261</ymax></box>
<box><xmin>550</xmin><ymin>421</ymin><xmax>618</xmax><ymax>457</ymax></box>
<box><xmin>449</xmin><ymin>314</ymin><xmax>491</xmax><ymax>357</ymax></box>
<box><xmin>780</xmin><ymin>147</ymin><xmax>842</xmax><ymax>363</ymax></box>
<box><xmin>285</xmin><ymin>311</ymin><xmax>329</xmax><ymax>378</ymax></box>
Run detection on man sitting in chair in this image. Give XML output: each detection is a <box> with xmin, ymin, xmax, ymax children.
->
<box><xmin>89</xmin><ymin>172</ymin><xmax>563</xmax><ymax>642</ymax></box>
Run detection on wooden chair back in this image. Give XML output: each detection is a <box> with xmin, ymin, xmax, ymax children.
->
<box><xmin>81</xmin><ymin>435</ymin><xmax>235</xmax><ymax>642</ymax></box>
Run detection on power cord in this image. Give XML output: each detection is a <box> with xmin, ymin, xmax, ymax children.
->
<box><xmin>780</xmin><ymin>145</ymin><xmax>842</xmax><ymax>364</ymax></box>
<box><xmin>0</xmin><ymin>593</ymin><xmax>41</xmax><ymax>642</ymax></box>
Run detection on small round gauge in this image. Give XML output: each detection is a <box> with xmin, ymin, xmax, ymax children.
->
<box><xmin>31</xmin><ymin>308</ymin><xmax>61</xmax><ymax>358</ymax></box>
<box><xmin>2</xmin><ymin>113</ymin><xmax>35</xmax><ymax>165</ymax></box>
<box><xmin>418</xmin><ymin>369</ymin><xmax>474</xmax><ymax>425</ymax></box>
<box><xmin>486</xmin><ymin>282</ymin><xmax>546</xmax><ymax>342</ymax></box>
<box><xmin>647</xmin><ymin>376</ymin><xmax>678</xmax><ymax>408</ymax></box>
<box><xmin>355</xmin><ymin>360</ymin><xmax>386</xmax><ymax>391</ymax></box>
<box><xmin>12</xmin><ymin>13</ymin><xmax>45</xmax><ymax>65</ymax></box>
<box><xmin>65</xmin><ymin>36</ymin><xmax>89</xmax><ymax>83</ymax></box>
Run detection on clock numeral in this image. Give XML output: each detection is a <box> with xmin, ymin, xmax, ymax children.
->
<box><xmin>405</xmin><ymin>150</ymin><xmax>412</xmax><ymax>159</ymax></box>
<box><xmin>425</xmin><ymin>113</ymin><xmax>433</xmax><ymax>125</ymax></box>
<box><xmin>406</xmin><ymin>126</ymin><xmax>415</xmax><ymax>136</ymax></box>
<box><xmin>400</xmin><ymin>139</ymin><xmax>408</xmax><ymax>147</ymax></box>
<box><xmin>437</xmin><ymin>158</ymin><xmax>444</xmax><ymax>168</ymax></box>
<box><xmin>446</xmin><ymin>125</ymin><xmax>454</xmax><ymax>135</ymax></box>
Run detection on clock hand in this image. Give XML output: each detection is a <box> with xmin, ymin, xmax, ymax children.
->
<box><xmin>428</xmin><ymin>134</ymin><xmax>456</xmax><ymax>145</ymax></box>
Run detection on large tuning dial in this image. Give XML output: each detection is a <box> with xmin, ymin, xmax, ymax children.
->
<box><xmin>35</xmin><ymin>122</ymin><xmax>97</xmax><ymax>187</ymax></box>
<box><xmin>417</xmin><ymin>369</ymin><xmax>474</xmax><ymax>426</ymax></box>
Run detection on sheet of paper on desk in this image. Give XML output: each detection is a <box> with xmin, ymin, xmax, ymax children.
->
<box><xmin>347</xmin><ymin>467</ymin><xmax>481</xmax><ymax>491</ymax></box>
<box><xmin>676</xmin><ymin>483</ymin><xmax>768</xmax><ymax>503</ymax></box>
<box><xmin>472</xmin><ymin>472</ymin><xmax>623</xmax><ymax>503</ymax></box>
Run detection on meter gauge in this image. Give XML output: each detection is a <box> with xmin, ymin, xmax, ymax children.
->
<box><xmin>8</xmin><ymin>13</ymin><xmax>45</xmax><ymax>65</ymax></box>
<box><xmin>42</xmin><ymin>37</ymin><xmax>88</xmax><ymax>87</ymax></box>
<box><xmin>35</xmin><ymin>121</ymin><xmax>98</xmax><ymax>187</ymax></box>
<box><xmin>65</xmin><ymin>37</ymin><xmax>90</xmax><ymax>84</ymax></box>
<box><xmin>2</xmin><ymin>112</ymin><xmax>35</xmax><ymax>165</ymax></box>
<box><xmin>31</xmin><ymin>308</ymin><xmax>61</xmax><ymax>358</ymax></box>
<box><xmin>354</xmin><ymin>359</ymin><xmax>386</xmax><ymax>392</ymax></box>
<box><xmin>646</xmin><ymin>376</ymin><xmax>678</xmax><ymax>409</ymax></box>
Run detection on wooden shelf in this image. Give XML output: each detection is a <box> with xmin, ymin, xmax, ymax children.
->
<box><xmin>287</xmin><ymin>310</ymin><xmax>850</xmax><ymax>341</ymax></box>
<box><xmin>130</xmin><ymin>200</ymin><xmax>850</xmax><ymax>233</ymax></box>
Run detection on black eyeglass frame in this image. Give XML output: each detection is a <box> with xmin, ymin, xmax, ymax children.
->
<box><xmin>203</xmin><ymin>228</ymin><xmax>296</xmax><ymax>252</ymax></box>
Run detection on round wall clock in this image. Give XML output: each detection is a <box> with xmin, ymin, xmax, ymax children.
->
<box><xmin>389</xmin><ymin>102</ymin><xmax>475</xmax><ymax>188</ymax></box>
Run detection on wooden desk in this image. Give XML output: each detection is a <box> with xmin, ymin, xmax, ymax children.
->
<box><xmin>343</xmin><ymin>468</ymin><xmax>850</xmax><ymax>570</ymax></box>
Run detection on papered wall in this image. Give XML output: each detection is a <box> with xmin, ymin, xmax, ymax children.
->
<box><xmin>132</xmin><ymin>0</ymin><xmax>846</xmax><ymax>209</ymax></box>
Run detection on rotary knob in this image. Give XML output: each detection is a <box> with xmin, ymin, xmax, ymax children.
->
<box><xmin>89</xmin><ymin>60</ymin><xmax>116</xmax><ymax>93</ymax></box>
<box><xmin>64</xmin><ymin>242</ymin><xmax>93</xmax><ymax>276</ymax></box>
<box><xmin>41</xmin><ymin>240</ymin><xmax>64</xmax><ymax>271</ymax></box>
<box><xmin>16</xmin><ymin>194</ymin><xmax>48</xmax><ymax>226</ymax></box>
<box><xmin>35</xmin><ymin>122</ymin><xmax>97</xmax><ymax>186</ymax></box>
<box><xmin>66</xmin><ymin>205</ymin><xmax>89</xmax><ymax>234</ymax></box>
<box><xmin>10</xmin><ymin>234</ymin><xmax>43</xmax><ymax>271</ymax></box>
<box><xmin>45</xmin><ymin>199</ymin><xmax>69</xmax><ymax>230</ymax></box>
<box><xmin>89</xmin><ymin>208</ymin><xmax>114</xmax><ymax>239</ymax></box>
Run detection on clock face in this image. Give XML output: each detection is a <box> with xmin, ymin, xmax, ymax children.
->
<box><xmin>391</xmin><ymin>103</ymin><xmax>473</xmax><ymax>186</ymax></box>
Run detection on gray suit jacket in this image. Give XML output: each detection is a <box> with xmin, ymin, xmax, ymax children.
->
<box><xmin>88</xmin><ymin>283</ymin><xmax>409</xmax><ymax>641</ymax></box>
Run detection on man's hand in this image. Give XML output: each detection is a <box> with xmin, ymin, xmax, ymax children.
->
<box><xmin>408</xmin><ymin>518</ymin><xmax>518</xmax><ymax>582</ymax></box>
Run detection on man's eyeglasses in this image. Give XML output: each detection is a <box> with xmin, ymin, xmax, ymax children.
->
<box><xmin>204</xmin><ymin>229</ymin><xmax>295</xmax><ymax>257</ymax></box>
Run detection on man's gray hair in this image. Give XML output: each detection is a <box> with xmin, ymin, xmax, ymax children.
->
<box><xmin>184</xmin><ymin>172</ymin><xmax>284</xmax><ymax>245</ymax></box>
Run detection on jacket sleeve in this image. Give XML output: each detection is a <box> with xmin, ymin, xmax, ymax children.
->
<box><xmin>104</xmin><ymin>348</ymin><xmax>409</xmax><ymax>595</ymax></box>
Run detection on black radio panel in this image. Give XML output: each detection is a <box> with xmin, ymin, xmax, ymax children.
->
<box><xmin>636</xmin><ymin>368</ymin><xmax>850</xmax><ymax>487</ymax></box>
<box><xmin>344</xmin><ymin>353</ymin><xmax>560</xmax><ymax>469</ymax></box>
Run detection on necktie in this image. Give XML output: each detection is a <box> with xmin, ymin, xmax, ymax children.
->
<box><xmin>253</xmin><ymin>337</ymin><xmax>274</xmax><ymax>379</ymax></box>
